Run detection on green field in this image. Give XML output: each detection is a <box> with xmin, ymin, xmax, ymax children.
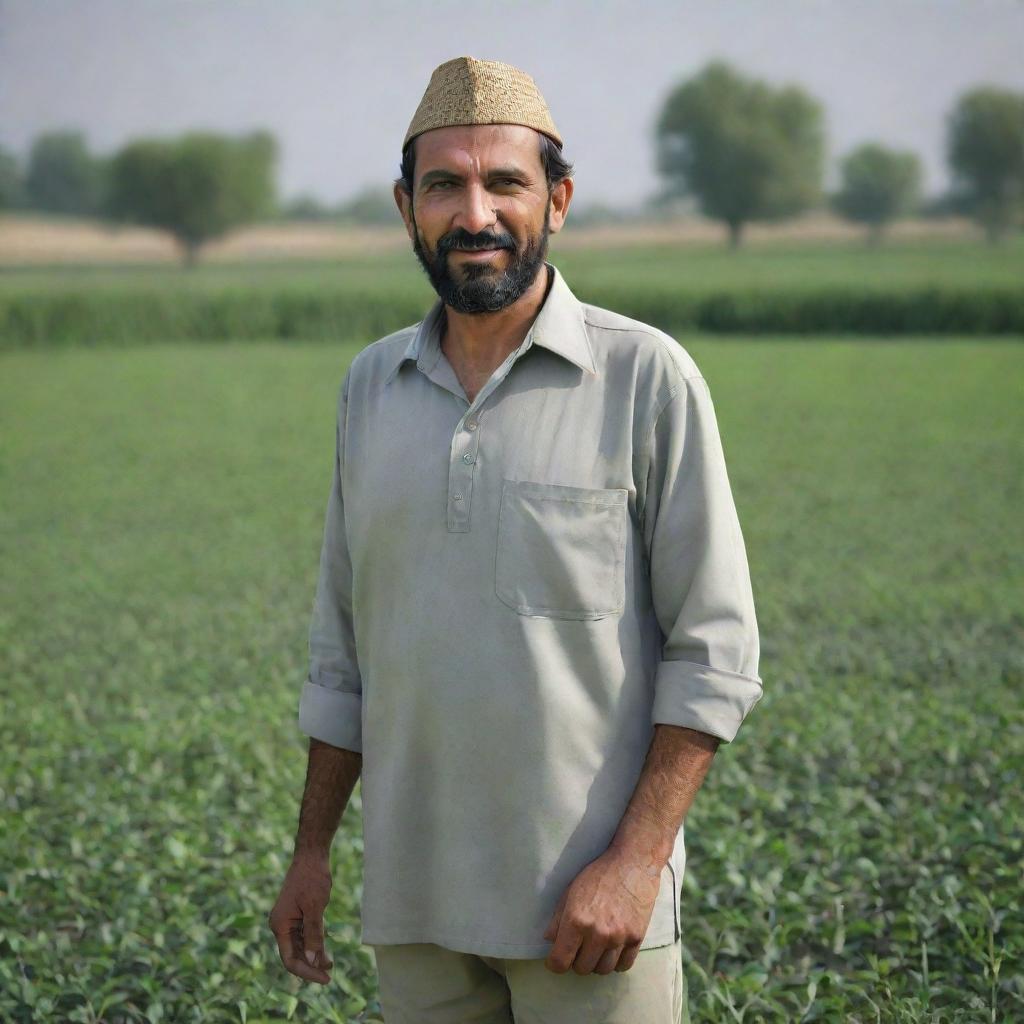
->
<box><xmin>3</xmin><ymin>237</ymin><xmax>1024</xmax><ymax>346</ymax></box>
<box><xmin>2</xmin><ymin>335</ymin><xmax>1021</xmax><ymax>1022</ymax></box>
<box><xmin>3</xmin><ymin>234</ymin><xmax>1023</xmax><ymax>293</ymax></box>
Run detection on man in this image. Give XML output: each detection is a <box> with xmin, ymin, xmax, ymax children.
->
<box><xmin>269</xmin><ymin>56</ymin><xmax>763</xmax><ymax>1023</ymax></box>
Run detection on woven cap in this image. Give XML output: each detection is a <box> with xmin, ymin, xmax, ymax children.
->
<box><xmin>403</xmin><ymin>56</ymin><xmax>562</xmax><ymax>149</ymax></box>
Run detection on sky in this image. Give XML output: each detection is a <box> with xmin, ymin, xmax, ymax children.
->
<box><xmin>2</xmin><ymin>0</ymin><xmax>1023</xmax><ymax>208</ymax></box>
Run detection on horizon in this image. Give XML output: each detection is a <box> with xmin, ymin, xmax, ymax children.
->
<box><xmin>2</xmin><ymin>0</ymin><xmax>1023</xmax><ymax>208</ymax></box>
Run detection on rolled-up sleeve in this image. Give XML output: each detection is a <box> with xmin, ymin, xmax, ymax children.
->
<box><xmin>298</xmin><ymin>368</ymin><xmax>363</xmax><ymax>752</ymax></box>
<box><xmin>641</xmin><ymin>374</ymin><xmax>763</xmax><ymax>743</ymax></box>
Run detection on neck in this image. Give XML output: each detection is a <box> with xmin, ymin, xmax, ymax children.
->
<box><xmin>441</xmin><ymin>264</ymin><xmax>553</xmax><ymax>369</ymax></box>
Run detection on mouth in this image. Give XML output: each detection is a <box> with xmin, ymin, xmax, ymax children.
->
<box><xmin>450</xmin><ymin>246</ymin><xmax>507</xmax><ymax>260</ymax></box>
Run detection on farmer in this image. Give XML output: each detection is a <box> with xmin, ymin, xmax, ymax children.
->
<box><xmin>269</xmin><ymin>55</ymin><xmax>763</xmax><ymax>1023</ymax></box>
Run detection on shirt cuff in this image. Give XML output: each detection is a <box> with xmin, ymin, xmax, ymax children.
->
<box><xmin>651</xmin><ymin>660</ymin><xmax>763</xmax><ymax>743</ymax></box>
<box><xmin>298</xmin><ymin>678</ymin><xmax>363</xmax><ymax>753</ymax></box>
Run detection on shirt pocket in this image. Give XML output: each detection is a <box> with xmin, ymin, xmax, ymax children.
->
<box><xmin>494</xmin><ymin>478</ymin><xmax>628</xmax><ymax>620</ymax></box>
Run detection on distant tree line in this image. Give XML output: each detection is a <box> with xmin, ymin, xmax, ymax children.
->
<box><xmin>279</xmin><ymin>186</ymin><xmax>399</xmax><ymax>226</ymax></box>
<box><xmin>654</xmin><ymin>60</ymin><xmax>1024</xmax><ymax>246</ymax></box>
<box><xmin>0</xmin><ymin>60</ymin><xmax>1021</xmax><ymax>260</ymax></box>
<box><xmin>0</xmin><ymin>129</ymin><xmax>277</xmax><ymax>266</ymax></box>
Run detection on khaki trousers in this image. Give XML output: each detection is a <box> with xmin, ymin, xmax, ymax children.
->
<box><xmin>370</xmin><ymin>938</ymin><xmax>689</xmax><ymax>1024</ymax></box>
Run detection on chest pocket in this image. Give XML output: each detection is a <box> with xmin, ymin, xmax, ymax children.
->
<box><xmin>495</xmin><ymin>478</ymin><xmax>628</xmax><ymax>620</ymax></box>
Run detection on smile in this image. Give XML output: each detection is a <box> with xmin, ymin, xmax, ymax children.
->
<box><xmin>451</xmin><ymin>247</ymin><xmax>506</xmax><ymax>259</ymax></box>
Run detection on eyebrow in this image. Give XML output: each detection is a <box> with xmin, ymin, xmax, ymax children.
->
<box><xmin>418</xmin><ymin>166</ymin><xmax>532</xmax><ymax>189</ymax></box>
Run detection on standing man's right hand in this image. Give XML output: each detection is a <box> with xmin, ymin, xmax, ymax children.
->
<box><xmin>269</xmin><ymin>854</ymin><xmax>335</xmax><ymax>985</ymax></box>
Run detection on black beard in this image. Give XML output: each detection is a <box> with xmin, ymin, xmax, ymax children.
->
<box><xmin>410</xmin><ymin>207</ymin><xmax>551</xmax><ymax>314</ymax></box>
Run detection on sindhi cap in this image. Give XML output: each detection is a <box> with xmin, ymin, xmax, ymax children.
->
<box><xmin>403</xmin><ymin>56</ymin><xmax>563</xmax><ymax>149</ymax></box>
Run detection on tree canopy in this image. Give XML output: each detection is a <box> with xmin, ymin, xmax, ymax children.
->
<box><xmin>106</xmin><ymin>130</ymin><xmax>278</xmax><ymax>266</ymax></box>
<box><xmin>946</xmin><ymin>86</ymin><xmax>1024</xmax><ymax>242</ymax></box>
<box><xmin>654</xmin><ymin>60</ymin><xmax>826</xmax><ymax>247</ymax></box>
<box><xmin>833</xmin><ymin>143</ymin><xmax>922</xmax><ymax>243</ymax></box>
<box><xmin>25</xmin><ymin>131</ymin><xmax>106</xmax><ymax>217</ymax></box>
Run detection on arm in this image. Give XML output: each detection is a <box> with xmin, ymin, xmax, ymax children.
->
<box><xmin>293</xmin><ymin>738</ymin><xmax>363</xmax><ymax>861</ymax></box>
<box><xmin>270</xmin><ymin>369</ymin><xmax>364</xmax><ymax>986</ymax></box>
<box><xmin>609</xmin><ymin>723</ymin><xmax>719</xmax><ymax>872</ymax></box>
<box><xmin>268</xmin><ymin>739</ymin><xmax>362</xmax><ymax>986</ymax></box>
<box><xmin>544</xmin><ymin>372</ymin><xmax>762</xmax><ymax>977</ymax></box>
<box><xmin>543</xmin><ymin>725</ymin><xmax>718</xmax><ymax>977</ymax></box>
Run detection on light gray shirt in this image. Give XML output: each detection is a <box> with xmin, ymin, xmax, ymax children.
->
<box><xmin>298</xmin><ymin>261</ymin><xmax>763</xmax><ymax>958</ymax></box>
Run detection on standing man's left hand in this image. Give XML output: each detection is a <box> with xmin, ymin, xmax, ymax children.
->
<box><xmin>542</xmin><ymin>846</ymin><xmax>662</xmax><ymax>975</ymax></box>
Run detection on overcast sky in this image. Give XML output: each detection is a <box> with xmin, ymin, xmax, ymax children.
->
<box><xmin>2</xmin><ymin>0</ymin><xmax>1023</xmax><ymax>207</ymax></box>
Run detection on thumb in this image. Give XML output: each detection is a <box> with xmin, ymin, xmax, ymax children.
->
<box><xmin>302</xmin><ymin>911</ymin><xmax>333</xmax><ymax>969</ymax></box>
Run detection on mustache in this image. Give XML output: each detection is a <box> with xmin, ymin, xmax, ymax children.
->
<box><xmin>437</xmin><ymin>230</ymin><xmax>515</xmax><ymax>255</ymax></box>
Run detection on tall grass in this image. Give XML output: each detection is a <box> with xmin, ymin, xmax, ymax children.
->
<box><xmin>2</xmin><ymin>237</ymin><xmax>1023</xmax><ymax>347</ymax></box>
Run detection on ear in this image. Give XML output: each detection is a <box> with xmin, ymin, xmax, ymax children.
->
<box><xmin>393</xmin><ymin>183</ymin><xmax>415</xmax><ymax>241</ymax></box>
<box><xmin>547</xmin><ymin>177</ymin><xmax>574</xmax><ymax>235</ymax></box>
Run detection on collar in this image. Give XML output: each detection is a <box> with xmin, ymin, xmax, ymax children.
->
<box><xmin>383</xmin><ymin>261</ymin><xmax>596</xmax><ymax>387</ymax></box>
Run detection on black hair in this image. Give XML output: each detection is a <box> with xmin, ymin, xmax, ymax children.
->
<box><xmin>394</xmin><ymin>131</ymin><xmax>573</xmax><ymax>197</ymax></box>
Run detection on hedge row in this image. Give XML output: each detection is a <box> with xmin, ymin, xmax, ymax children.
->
<box><xmin>0</xmin><ymin>287</ymin><xmax>429</xmax><ymax>349</ymax></box>
<box><xmin>598</xmin><ymin>284</ymin><xmax>1024</xmax><ymax>336</ymax></box>
<box><xmin>2</xmin><ymin>283</ymin><xmax>1023</xmax><ymax>348</ymax></box>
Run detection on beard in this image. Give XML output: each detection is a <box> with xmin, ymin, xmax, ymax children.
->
<box><xmin>410</xmin><ymin>205</ymin><xmax>551</xmax><ymax>314</ymax></box>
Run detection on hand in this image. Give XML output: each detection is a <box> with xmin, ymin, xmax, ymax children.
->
<box><xmin>542</xmin><ymin>846</ymin><xmax>662</xmax><ymax>976</ymax></box>
<box><xmin>268</xmin><ymin>852</ymin><xmax>335</xmax><ymax>985</ymax></box>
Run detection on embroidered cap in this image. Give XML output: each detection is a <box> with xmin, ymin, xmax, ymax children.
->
<box><xmin>403</xmin><ymin>56</ymin><xmax>563</xmax><ymax>149</ymax></box>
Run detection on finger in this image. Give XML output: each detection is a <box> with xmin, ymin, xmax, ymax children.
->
<box><xmin>283</xmin><ymin>949</ymin><xmax>332</xmax><ymax>984</ymax></box>
<box><xmin>271</xmin><ymin>925</ymin><xmax>295</xmax><ymax>974</ymax></box>
<box><xmin>614</xmin><ymin>940</ymin><xmax>642</xmax><ymax>973</ymax></box>
<box><xmin>301</xmin><ymin>911</ymin><xmax>334</xmax><ymax>969</ymax></box>
<box><xmin>285</xmin><ymin>924</ymin><xmax>331</xmax><ymax>985</ymax></box>
<box><xmin>595</xmin><ymin>945</ymin><xmax>624</xmax><ymax>976</ymax></box>
<box><xmin>544</xmin><ymin>920</ymin><xmax>583</xmax><ymax>974</ymax></box>
<box><xmin>269</xmin><ymin>905</ymin><xmax>304</xmax><ymax>963</ymax></box>
<box><xmin>271</xmin><ymin>921</ymin><xmax>329</xmax><ymax>985</ymax></box>
<box><xmin>571</xmin><ymin>937</ymin><xmax>607</xmax><ymax>976</ymax></box>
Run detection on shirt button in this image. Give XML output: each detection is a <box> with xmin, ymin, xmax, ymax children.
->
<box><xmin>462</xmin><ymin>452</ymin><xmax>474</xmax><ymax>463</ymax></box>
<box><xmin>466</xmin><ymin>420</ymin><xmax>478</xmax><ymax>431</ymax></box>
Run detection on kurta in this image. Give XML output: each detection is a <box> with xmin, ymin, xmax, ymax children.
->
<box><xmin>298</xmin><ymin>261</ymin><xmax>763</xmax><ymax>958</ymax></box>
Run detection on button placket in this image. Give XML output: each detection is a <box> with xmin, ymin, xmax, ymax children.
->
<box><xmin>447</xmin><ymin>415</ymin><xmax>480</xmax><ymax>531</ymax></box>
<box><xmin>445</xmin><ymin>340</ymin><xmax>531</xmax><ymax>533</ymax></box>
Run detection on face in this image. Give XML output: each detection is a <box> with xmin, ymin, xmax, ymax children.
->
<box><xmin>394</xmin><ymin>124</ymin><xmax>573</xmax><ymax>314</ymax></box>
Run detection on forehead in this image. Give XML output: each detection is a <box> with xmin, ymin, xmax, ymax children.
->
<box><xmin>413</xmin><ymin>123</ymin><xmax>543</xmax><ymax>173</ymax></box>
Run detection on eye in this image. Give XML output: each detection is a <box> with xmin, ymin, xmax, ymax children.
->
<box><xmin>427</xmin><ymin>181</ymin><xmax>454</xmax><ymax>191</ymax></box>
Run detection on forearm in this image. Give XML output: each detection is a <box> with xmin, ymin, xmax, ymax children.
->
<box><xmin>610</xmin><ymin>723</ymin><xmax>719</xmax><ymax>869</ymax></box>
<box><xmin>293</xmin><ymin>737</ymin><xmax>362</xmax><ymax>861</ymax></box>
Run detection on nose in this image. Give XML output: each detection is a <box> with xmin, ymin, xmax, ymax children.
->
<box><xmin>453</xmin><ymin>180</ymin><xmax>498</xmax><ymax>236</ymax></box>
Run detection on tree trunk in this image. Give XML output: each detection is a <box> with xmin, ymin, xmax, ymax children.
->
<box><xmin>180</xmin><ymin>239</ymin><xmax>201</xmax><ymax>268</ymax></box>
<box><xmin>727</xmin><ymin>221</ymin><xmax>743</xmax><ymax>249</ymax></box>
<box><xmin>866</xmin><ymin>222</ymin><xmax>885</xmax><ymax>247</ymax></box>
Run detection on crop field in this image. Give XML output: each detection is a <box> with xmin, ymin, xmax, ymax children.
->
<box><xmin>0</xmin><ymin>212</ymin><xmax>985</xmax><ymax>269</ymax></box>
<box><xmin>2</xmin><ymin>235</ymin><xmax>1023</xmax><ymax>346</ymax></box>
<box><xmin>3</xmin><ymin>228</ymin><xmax>1022</xmax><ymax>292</ymax></box>
<box><xmin>1</xmin><ymin>331</ymin><xmax>1021</xmax><ymax>1022</ymax></box>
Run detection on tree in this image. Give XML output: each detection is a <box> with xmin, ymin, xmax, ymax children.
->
<box><xmin>25</xmin><ymin>130</ymin><xmax>106</xmax><ymax>216</ymax></box>
<box><xmin>654</xmin><ymin>60</ymin><xmax>826</xmax><ymax>247</ymax></box>
<box><xmin>106</xmin><ymin>130</ymin><xmax>278</xmax><ymax>266</ymax></box>
<box><xmin>0</xmin><ymin>144</ymin><xmax>26</xmax><ymax>210</ymax></box>
<box><xmin>833</xmin><ymin>143</ymin><xmax>922</xmax><ymax>244</ymax></box>
<box><xmin>336</xmin><ymin>186</ymin><xmax>402</xmax><ymax>226</ymax></box>
<box><xmin>946</xmin><ymin>86</ymin><xmax>1024</xmax><ymax>242</ymax></box>
<box><xmin>280</xmin><ymin>193</ymin><xmax>337</xmax><ymax>221</ymax></box>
